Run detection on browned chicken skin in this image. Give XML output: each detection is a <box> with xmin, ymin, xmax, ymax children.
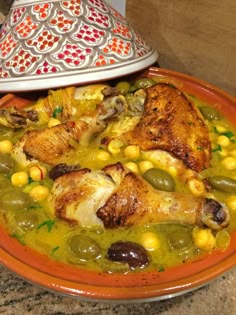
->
<box><xmin>122</xmin><ymin>83</ymin><xmax>211</xmax><ymax>172</ymax></box>
<box><xmin>22</xmin><ymin>121</ymin><xmax>89</xmax><ymax>165</ymax></box>
<box><xmin>49</xmin><ymin>162</ymin><xmax>230</xmax><ymax>230</ymax></box>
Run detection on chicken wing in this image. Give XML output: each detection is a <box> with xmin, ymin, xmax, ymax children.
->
<box><xmin>122</xmin><ymin>83</ymin><xmax>211</xmax><ymax>172</ymax></box>
<box><xmin>49</xmin><ymin>162</ymin><xmax>229</xmax><ymax>230</ymax></box>
<box><xmin>12</xmin><ymin>93</ymin><xmax>127</xmax><ymax>166</ymax></box>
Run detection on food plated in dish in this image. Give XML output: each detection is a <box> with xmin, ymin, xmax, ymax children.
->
<box><xmin>0</xmin><ymin>68</ymin><xmax>236</xmax><ymax>301</ymax></box>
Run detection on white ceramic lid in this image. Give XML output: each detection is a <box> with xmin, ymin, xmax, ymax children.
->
<box><xmin>0</xmin><ymin>0</ymin><xmax>158</xmax><ymax>92</ymax></box>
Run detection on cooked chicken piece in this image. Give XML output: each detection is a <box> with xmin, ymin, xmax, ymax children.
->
<box><xmin>49</xmin><ymin>168</ymin><xmax>116</xmax><ymax>226</ymax></box>
<box><xmin>122</xmin><ymin>83</ymin><xmax>211</xmax><ymax>172</ymax></box>
<box><xmin>49</xmin><ymin>162</ymin><xmax>230</xmax><ymax>230</ymax></box>
<box><xmin>18</xmin><ymin>120</ymin><xmax>92</xmax><ymax>165</ymax></box>
<box><xmin>0</xmin><ymin>85</ymin><xmax>109</xmax><ymax>128</ymax></box>
<box><xmin>142</xmin><ymin>150</ymin><xmax>199</xmax><ymax>184</ymax></box>
<box><xmin>12</xmin><ymin>93</ymin><xmax>127</xmax><ymax>166</ymax></box>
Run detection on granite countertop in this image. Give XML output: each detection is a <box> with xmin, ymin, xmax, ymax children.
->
<box><xmin>0</xmin><ymin>264</ymin><xmax>236</xmax><ymax>314</ymax></box>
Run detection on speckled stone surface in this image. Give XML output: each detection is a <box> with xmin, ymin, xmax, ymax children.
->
<box><xmin>0</xmin><ymin>265</ymin><xmax>236</xmax><ymax>315</ymax></box>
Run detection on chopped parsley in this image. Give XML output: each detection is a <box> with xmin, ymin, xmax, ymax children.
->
<box><xmin>222</xmin><ymin>131</ymin><xmax>234</xmax><ymax>139</ymax></box>
<box><xmin>212</xmin><ymin>144</ymin><xmax>222</xmax><ymax>152</ymax></box>
<box><xmin>158</xmin><ymin>266</ymin><xmax>165</xmax><ymax>272</ymax></box>
<box><xmin>36</xmin><ymin>220</ymin><xmax>55</xmax><ymax>232</ymax></box>
<box><xmin>10</xmin><ymin>234</ymin><xmax>25</xmax><ymax>245</ymax></box>
<box><xmin>52</xmin><ymin>107</ymin><xmax>63</xmax><ymax>118</ymax></box>
<box><xmin>50</xmin><ymin>246</ymin><xmax>60</xmax><ymax>255</ymax></box>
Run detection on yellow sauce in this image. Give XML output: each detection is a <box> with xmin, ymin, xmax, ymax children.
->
<box><xmin>0</xmin><ymin>84</ymin><xmax>236</xmax><ymax>273</ymax></box>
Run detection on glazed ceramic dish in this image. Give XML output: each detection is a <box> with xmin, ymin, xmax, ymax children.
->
<box><xmin>0</xmin><ymin>68</ymin><xmax>236</xmax><ymax>302</ymax></box>
<box><xmin>0</xmin><ymin>0</ymin><xmax>157</xmax><ymax>92</ymax></box>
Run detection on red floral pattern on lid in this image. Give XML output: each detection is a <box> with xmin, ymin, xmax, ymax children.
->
<box><xmin>88</xmin><ymin>0</ymin><xmax>108</xmax><ymax>13</ymax></box>
<box><xmin>36</xmin><ymin>60</ymin><xmax>60</xmax><ymax>75</ymax></box>
<box><xmin>32</xmin><ymin>3</ymin><xmax>52</xmax><ymax>20</ymax></box>
<box><xmin>15</xmin><ymin>15</ymin><xmax>39</xmax><ymax>39</ymax></box>
<box><xmin>62</xmin><ymin>0</ymin><xmax>81</xmax><ymax>17</ymax></box>
<box><xmin>26</xmin><ymin>28</ymin><xmax>61</xmax><ymax>53</ymax></box>
<box><xmin>72</xmin><ymin>23</ymin><xmax>105</xmax><ymax>45</ymax></box>
<box><xmin>49</xmin><ymin>10</ymin><xmax>77</xmax><ymax>33</ymax></box>
<box><xmin>5</xmin><ymin>48</ymin><xmax>40</xmax><ymax>74</ymax></box>
<box><xmin>87</xmin><ymin>7</ymin><xmax>110</xmax><ymax>28</ymax></box>
<box><xmin>103</xmin><ymin>37</ymin><xmax>131</xmax><ymax>57</ymax></box>
<box><xmin>10</xmin><ymin>7</ymin><xmax>26</xmax><ymax>25</ymax></box>
<box><xmin>0</xmin><ymin>0</ymin><xmax>156</xmax><ymax>85</ymax></box>
<box><xmin>0</xmin><ymin>35</ymin><xmax>18</xmax><ymax>58</ymax></box>
<box><xmin>95</xmin><ymin>54</ymin><xmax>115</xmax><ymax>66</ymax></box>
<box><xmin>53</xmin><ymin>42</ymin><xmax>93</xmax><ymax>67</ymax></box>
<box><xmin>112</xmin><ymin>20</ymin><xmax>132</xmax><ymax>39</ymax></box>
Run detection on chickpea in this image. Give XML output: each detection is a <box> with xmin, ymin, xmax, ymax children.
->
<box><xmin>108</xmin><ymin>139</ymin><xmax>124</xmax><ymax>155</ymax></box>
<box><xmin>192</xmin><ymin>228</ymin><xmax>216</xmax><ymax>251</ymax></box>
<box><xmin>124</xmin><ymin>162</ymin><xmax>139</xmax><ymax>173</ymax></box>
<box><xmin>221</xmin><ymin>156</ymin><xmax>236</xmax><ymax>170</ymax></box>
<box><xmin>216</xmin><ymin>135</ymin><xmax>230</xmax><ymax>147</ymax></box>
<box><xmin>97</xmin><ymin>150</ymin><xmax>110</xmax><ymax>161</ymax></box>
<box><xmin>29</xmin><ymin>185</ymin><xmax>49</xmax><ymax>202</ymax></box>
<box><xmin>48</xmin><ymin>117</ymin><xmax>61</xmax><ymax>128</ymax></box>
<box><xmin>229</xmin><ymin>149</ymin><xmax>236</xmax><ymax>158</ymax></box>
<box><xmin>0</xmin><ymin>140</ymin><xmax>13</xmax><ymax>154</ymax></box>
<box><xmin>218</xmin><ymin>148</ymin><xmax>228</xmax><ymax>157</ymax></box>
<box><xmin>139</xmin><ymin>160</ymin><xmax>154</xmax><ymax>174</ymax></box>
<box><xmin>29</xmin><ymin>165</ymin><xmax>47</xmax><ymax>181</ymax></box>
<box><xmin>215</xmin><ymin>125</ymin><xmax>227</xmax><ymax>133</ymax></box>
<box><xmin>225</xmin><ymin>195</ymin><xmax>236</xmax><ymax>211</ymax></box>
<box><xmin>11</xmin><ymin>171</ymin><xmax>29</xmax><ymax>187</ymax></box>
<box><xmin>168</xmin><ymin>166</ymin><xmax>178</xmax><ymax>177</ymax></box>
<box><xmin>187</xmin><ymin>179</ymin><xmax>206</xmax><ymax>196</ymax></box>
<box><xmin>140</xmin><ymin>232</ymin><xmax>160</xmax><ymax>251</ymax></box>
<box><xmin>124</xmin><ymin>145</ymin><xmax>140</xmax><ymax>159</ymax></box>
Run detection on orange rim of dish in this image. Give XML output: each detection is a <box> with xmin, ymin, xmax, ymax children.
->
<box><xmin>0</xmin><ymin>67</ymin><xmax>236</xmax><ymax>302</ymax></box>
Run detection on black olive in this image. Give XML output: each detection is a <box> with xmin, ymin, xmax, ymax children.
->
<box><xmin>107</xmin><ymin>241</ymin><xmax>150</xmax><ymax>269</ymax></box>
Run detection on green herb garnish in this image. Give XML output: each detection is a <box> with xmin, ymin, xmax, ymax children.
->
<box><xmin>37</xmin><ymin>220</ymin><xmax>55</xmax><ymax>232</ymax></box>
<box><xmin>50</xmin><ymin>246</ymin><xmax>60</xmax><ymax>255</ymax></box>
<box><xmin>158</xmin><ymin>266</ymin><xmax>165</xmax><ymax>272</ymax></box>
<box><xmin>52</xmin><ymin>107</ymin><xmax>63</xmax><ymax>118</ymax></box>
<box><xmin>10</xmin><ymin>234</ymin><xmax>25</xmax><ymax>245</ymax></box>
<box><xmin>212</xmin><ymin>144</ymin><xmax>222</xmax><ymax>152</ymax></box>
<box><xmin>222</xmin><ymin>131</ymin><xmax>234</xmax><ymax>139</ymax></box>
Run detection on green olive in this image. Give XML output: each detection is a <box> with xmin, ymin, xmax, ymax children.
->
<box><xmin>0</xmin><ymin>189</ymin><xmax>33</xmax><ymax>211</ymax></box>
<box><xmin>143</xmin><ymin>168</ymin><xmax>175</xmax><ymax>192</ymax></box>
<box><xmin>208</xmin><ymin>176</ymin><xmax>236</xmax><ymax>193</ymax></box>
<box><xmin>131</xmin><ymin>78</ymin><xmax>156</xmax><ymax>91</ymax></box>
<box><xmin>0</xmin><ymin>154</ymin><xmax>15</xmax><ymax>174</ymax></box>
<box><xmin>67</xmin><ymin>234</ymin><xmax>101</xmax><ymax>262</ymax></box>
<box><xmin>116</xmin><ymin>81</ymin><xmax>131</xmax><ymax>95</ymax></box>
<box><xmin>0</xmin><ymin>174</ymin><xmax>10</xmax><ymax>190</ymax></box>
<box><xmin>168</xmin><ymin>227</ymin><xmax>192</xmax><ymax>250</ymax></box>
<box><xmin>13</xmin><ymin>211</ymin><xmax>41</xmax><ymax>232</ymax></box>
<box><xmin>0</xmin><ymin>126</ymin><xmax>13</xmax><ymax>138</ymax></box>
<box><xmin>199</xmin><ymin>106</ymin><xmax>221</xmax><ymax>121</ymax></box>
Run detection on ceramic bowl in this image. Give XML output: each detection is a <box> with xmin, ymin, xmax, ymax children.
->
<box><xmin>0</xmin><ymin>0</ymin><xmax>158</xmax><ymax>92</ymax></box>
<box><xmin>0</xmin><ymin>68</ymin><xmax>236</xmax><ymax>302</ymax></box>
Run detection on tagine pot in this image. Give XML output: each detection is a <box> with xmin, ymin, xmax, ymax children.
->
<box><xmin>0</xmin><ymin>0</ymin><xmax>158</xmax><ymax>92</ymax></box>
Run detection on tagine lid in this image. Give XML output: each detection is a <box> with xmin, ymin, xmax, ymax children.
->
<box><xmin>0</xmin><ymin>0</ymin><xmax>158</xmax><ymax>92</ymax></box>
